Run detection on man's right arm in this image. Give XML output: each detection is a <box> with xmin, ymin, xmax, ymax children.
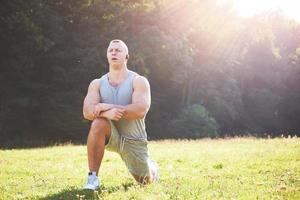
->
<box><xmin>83</xmin><ymin>79</ymin><xmax>123</xmax><ymax>121</ymax></box>
<box><xmin>83</xmin><ymin>79</ymin><xmax>101</xmax><ymax>121</ymax></box>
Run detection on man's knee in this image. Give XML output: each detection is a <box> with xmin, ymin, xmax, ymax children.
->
<box><xmin>90</xmin><ymin>118</ymin><xmax>110</xmax><ymax>134</ymax></box>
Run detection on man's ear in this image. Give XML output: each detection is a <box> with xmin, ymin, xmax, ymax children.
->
<box><xmin>126</xmin><ymin>54</ymin><xmax>129</xmax><ymax>60</ymax></box>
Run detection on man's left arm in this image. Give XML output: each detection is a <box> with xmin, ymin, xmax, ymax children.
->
<box><xmin>119</xmin><ymin>76</ymin><xmax>151</xmax><ymax>120</ymax></box>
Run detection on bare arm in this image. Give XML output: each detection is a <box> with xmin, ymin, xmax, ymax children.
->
<box><xmin>88</xmin><ymin>76</ymin><xmax>150</xmax><ymax>121</ymax></box>
<box><xmin>118</xmin><ymin>76</ymin><xmax>151</xmax><ymax>120</ymax></box>
<box><xmin>83</xmin><ymin>79</ymin><xmax>115</xmax><ymax>121</ymax></box>
<box><xmin>83</xmin><ymin>79</ymin><xmax>100</xmax><ymax>120</ymax></box>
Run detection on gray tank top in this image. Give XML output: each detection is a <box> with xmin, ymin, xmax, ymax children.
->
<box><xmin>99</xmin><ymin>70</ymin><xmax>147</xmax><ymax>140</ymax></box>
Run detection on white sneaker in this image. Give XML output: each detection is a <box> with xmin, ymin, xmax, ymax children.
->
<box><xmin>83</xmin><ymin>172</ymin><xmax>100</xmax><ymax>190</ymax></box>
<box><xmin>149</xmin><ymin>160</ymin><xmax>159</xmax><ymax>182</ymax></box>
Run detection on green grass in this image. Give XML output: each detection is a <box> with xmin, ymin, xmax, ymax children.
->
<box><xmin>0</xmin><ymin>137</ymin><xmax>300</xmax><ymax>200</ymax></box>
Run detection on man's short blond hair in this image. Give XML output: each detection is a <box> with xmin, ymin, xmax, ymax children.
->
<box><xmin>109</xmin><ymin>39</ymin><xmax>129</xmax><ymax>54</ymax></box>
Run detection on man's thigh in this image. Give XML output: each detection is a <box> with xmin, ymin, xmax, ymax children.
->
<box><xmin>120</xmin><ymin>139</ymin><xmax>150</xmax><ymax>178</ymax></box>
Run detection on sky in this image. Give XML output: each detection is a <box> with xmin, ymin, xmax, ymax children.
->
<box><xmin>218</xmin><ymin>0</ymin><xmax>300</xmax><ymax>22</ymax></box>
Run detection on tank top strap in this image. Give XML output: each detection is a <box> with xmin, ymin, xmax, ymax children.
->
<box><xmin>127</xmin><ymin>70</ymin><xmax>137</xmax><ymax>81</ymax></box>
<box><xmin>99</xmin><ymin>73</ymin><xmax>109</xmax><ymax>89</ymax></box>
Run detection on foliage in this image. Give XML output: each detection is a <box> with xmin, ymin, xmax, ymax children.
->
<box><xmin>169</xmin><ymin>104</ymin><xmax>218</xmax><ymax>138</ymax></box>
<box><xmin>1</xmin><ymin>1</ymin><xmax>300</xmax><ymax>145</ymax></box>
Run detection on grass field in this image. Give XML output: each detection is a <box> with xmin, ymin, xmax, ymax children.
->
<box><xmin>0</xmin><ymin>137</ymin><xmax>299</xmax><ymax>200</ymax></box>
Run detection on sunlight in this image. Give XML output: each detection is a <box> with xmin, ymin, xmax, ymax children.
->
<box><xmin>218</xmin><ymin>0</ymin><xmax>300</xmax><ymax>22</ymax></box>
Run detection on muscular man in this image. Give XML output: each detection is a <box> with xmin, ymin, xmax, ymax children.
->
<box><xmin>83</xmin><ymin>39</ymin><xmax>159</xmax><ymax>190</ymax></box>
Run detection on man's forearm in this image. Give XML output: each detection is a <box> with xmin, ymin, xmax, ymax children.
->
<box><xmin>116</xmin><ymin>104</ymin><xmax>148</xmax><ymax>120</ymax></box>
<box><xmin>83</xmin><ymin>103</ymin><xmax>115</xmax><ymax>121</ymax></box>
<box><xmin>94</xmin><ymin>103</ymin><xmax>147</xmax><ymax>120</ymax></box>
<box><xmin>98</xmin><ymin>109</ymin><xmax>110</xmax><ymax>119</ymax></box>
<box><xmin>83</xmin><ymin>104</ymin><xmax>96</xmax><ymax>121</ymax></box>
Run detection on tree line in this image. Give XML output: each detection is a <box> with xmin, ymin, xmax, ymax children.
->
<box><xmin>1</xmin><ymin>0</ymin><xmax>300</xmax><ymax>146</ymax></box>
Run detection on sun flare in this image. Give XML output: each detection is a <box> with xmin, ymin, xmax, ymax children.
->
<box><xmin>218</xmin><ymin>0</ymin><xmax>300</xmax><ymax>22</ymax></box>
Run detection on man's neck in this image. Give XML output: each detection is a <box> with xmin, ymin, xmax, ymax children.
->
<box><xmin>108</xmin><ymin>64</ymin><xmax>129</xmax><ymax>82</ymax></box>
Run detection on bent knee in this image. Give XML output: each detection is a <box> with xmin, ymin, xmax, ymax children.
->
<box><xmin>90</xmin><ymin>118</ymin><xmax>110</xmax><ymax>132</ymax></box>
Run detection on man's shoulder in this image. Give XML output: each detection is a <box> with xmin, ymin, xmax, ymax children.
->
<box><xmin>129</xmin><ymin>70</ymin><xmax>146</xmax><ymax>80</ymax></box>
<box><xmin>132</xmin><ymin>74</ymin><xmax>150</xmax><ymax>88</ymax></box>
<box><xmin>99</xmin><ymin>73</ymin><xmax>108</xmax><ymax>80</ymax></box>
<box><xmin>88</xmin><ymin>78</ymin><xmax>101</xmax><ymax>90</ymax></box>
<box><xmin>90</xmin><ymin>78</ymin><xmax>100</xmax><ymax>85</ymax></box>
<box><xmin>90</xmin><ymin>73</ymin><xmax>108</xmax><ymax>86</ymax></box>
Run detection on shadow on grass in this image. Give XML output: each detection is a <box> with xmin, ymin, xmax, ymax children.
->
<box><xmin>38</xmin><ymin>182</ymin><xmax>135</xmax><ymax>200</ymax></box>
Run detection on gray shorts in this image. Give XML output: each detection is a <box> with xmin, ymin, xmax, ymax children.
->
<box><xmin>105</xmin><ymin>121</ymin><xmax>150</xmax><ymax>177</ymax></box>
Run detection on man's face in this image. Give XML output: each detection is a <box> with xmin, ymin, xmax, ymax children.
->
<box><xmin>107</xmin><ymin>42</ymin><xmax>128</xmax><ymax>65</ymax></box>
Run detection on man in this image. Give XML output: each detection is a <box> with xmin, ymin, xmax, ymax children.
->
<box><xmin>82</xmin><ymin>39</ymin><xmax>159</xmax><ymax>190</ymax></box>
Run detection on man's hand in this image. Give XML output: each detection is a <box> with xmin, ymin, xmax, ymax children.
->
<box><xmin>93</xmin><ymin>103</ymin><xmax>115</xmax><ymax>118</ymax></box>
<box><xmin>100</xmin><ymin>107</ymin><xmax>125</xmax><ymax>121</ymax></box>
